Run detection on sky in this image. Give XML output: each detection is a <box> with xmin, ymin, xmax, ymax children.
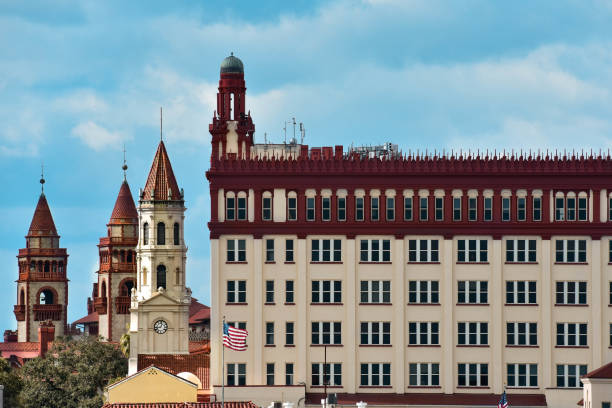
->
<box><xmin>1</xmin><ymin>0</ymin><xmax>612</xmax><ymax>330</ymax></box>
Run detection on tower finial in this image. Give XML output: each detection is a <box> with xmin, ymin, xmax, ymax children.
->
<box><xmin>122</xmin><ymin>144</ymin><xmax>128</xmax><ymax>181</ymax></box>
<box><xmin>40</xmin><ymin>162</ymin><xmax>45</xmax><ymax>193</ymax></box>
<box><xmin>160</xmin><ymin>106</ymin><xmax>163</xmax><ymax>141</ymax></box>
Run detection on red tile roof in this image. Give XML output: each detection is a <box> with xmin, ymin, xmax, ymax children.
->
<box><xmin>0</xmin><ymin>342</ymin><xmax>39</xmax><ymax>352</ymax></box>
<box><xmin>142</xmin><ymin>141</ymin><xmax>181</xmax><ymax>201</ymax></box>
<box><xmin>188</xmin><ymin>341</ymin><xmax>210</xmax><ymax>354</ymax></box>
<box><xmin>110</xmin><ymin>181</ymin><xmax>138</xmax><ymax>222</ymax></box>
<box><xmin>28</xmin><ymin>193</ymin><xmax>58</xmax><ymax>236</ymax></box>
<box><xmin>189</xmin><ymin>299</ymin><xmax>210</xmax><ymax>324</ymax></box>
<box><xmin>138</xmin><ymin>353</ymin><xmax>209</xmax><ymax>390</ymax></box>
<box><xmin>305</xmin><ymin>392</ymin><xmax>547</xmax><ymax>406</ymax></box>
<box><xmin>102</xmin><ymin>402</ymin><xmax>257</xmax><ymax>408</ymax></box>
<box><xmin>73</xmin><ymin>311</ymin><xmax>99</xmax><ymax>325</ymax></box>
<box><xmin>582</xmin><ymin>361</ymin><xmax>612</xmax><ymax>379</ymax></box>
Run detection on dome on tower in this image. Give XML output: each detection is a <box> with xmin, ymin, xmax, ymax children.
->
<box><xmin>220</xmin><ymin>53</ymin><xmax>244</xmax><ymax>74</ymax></box>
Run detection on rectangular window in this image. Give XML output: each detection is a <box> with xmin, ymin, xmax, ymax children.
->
<box><xmin>556</xmin><ymin>323</ymin><xmax>587</xmax><ymax>346</ymax></box>
<box><xmin>610</xmin><ymin>197</ymin><xmax>612</xmax><ymax>221</ymax></box>
<box><xmin>287</xmin><ymin>197</ymin><xmax>297</xmax><ymax>220</ymax></box>
<box><xmin>360</xmin><ymin>239</ymin><xmax>391</xmax><ymax>262</ymax></box>
<box><xmin>555</xmin><ymin>197</ymin><xmax>565</xmax><ymax>221</ymax></box>
<box><xmin>265</xmin><ymin>322</ymin><xmax>274</xmax><ymax>345</ymax></box>
<box><xmin>435</xmin><ymin>197</ymin><xmax>444</xmax><ymax>221</ymax></box>
<box><xmin>505</xmin><ymin>239</ymin><xmax>537</xmax><ymax>262</ymax></box>
<box><xmin>227</xmin><ymin>280</ymin><xmax>246</xmax><ymax>303</ymax></box>
<box><xmin>609</xmin><ymin>324</ymin><xmax>612</xmax><ymax>348</ymax></box>
<box><xmin>237</xmin><ymin>197</ymin><xmax>246</xmax><ymax>220</ymax></box>
<box><xmin>468</xmin><ymin>197</ymin><xmax>477</xmax><ymax>221</ymax></box>
<box><xmin>556</xmin><ymin>364</ymin><xmax>587</xmax><ymax>388</ymax></box>
<box><xmin>356</xmin><ymin>197</ymin><xmax>364</xmax><ymax>221</ymax></box>
<box><xmin>610</xmin><ymin>241</ymin><xmax>612</xmax><ymax>263</ymax></box>
<box><xmin>312</xmin><ymin>363</ymin><xmax>342</xmax><ymax>386</ymax></box>
<box><xmin>555</xmin><ymin>240</ymin><xmax>587</xmax><ymax>263</ymax></box>
<box><xmin>322</xmin><ymin>197</ymin><xmax>331</xmax><ymax>221</ymax></box>
<box><xmin>507</xmin><ymin>322</ymin><xmax>538</xmax><ymax>346</ymax></box>
<box><xmin>408</xmin><ymin>322</ymin><xmax>439</xmax><ymax>345</ymax></box>
<box><xmin>578</xmin><ymin>197</ymin><xmax>587</xmax><ymax>221</ymax></box>
<box><xmin>409</xmin><ymin>363</ymin><xmax>439</xmax><ymax>386</ymax></box>
<box><xmin>457</xmin><ymin>239</ymin><xmax>488</xmax><ymax>262</ymax></box>
<box><xmin>265</xmin><ymin>239</ymin><xmax>274</xmax><ymax>262</ymax></box>
<box><xmin>285</xmin><ymin>239</ymin><xmax>294</xmax><ymax>262</ymax></box>
<box><xmin>506</xmin><ymin>281</ymin><xmax>537</xmax><ymax>305</ymax></box>
<box><xmin>311</xmin><ymin>321</ymin><xmax>342</xmax><ymax>345</ymax></box>
<box><xmin>408</xmin><ymin>239</ymin><xmax>439</xmax><ymax>262</ymax></box>
<box><xmin>453</xmin><ymin>197</ymin><xmax>461</xmax><ymax>221</ymax></box>
<box><xmin>312</xmin><ymin>280</ymin><xmax>342</xmax><ymax>303</ymax></box>
<box><xmin>517</xmin><ymin>197</ymin><xmax>526</xmax><ymax>221</ymax></box>
<box><xmin>484</xmin><ymin>197</ymin><xmax>492</xmax><ymax>221</ymax></box>
<box><xmin>408</xmin><ymin>280</ymin><xmax>439</xmax><ymax>304</ymax></box>
<box><xmin>555</xmin><ymin>281</ymin><xmax>587</xmax><ymax>305</ymax></box>
<box><xmin>360</xmin><ymin>363</ymin><xmax>391</xmax><ymax>387</ymax></box>
<box><xmin>266</xmin><ymin>363</ymin><xmax>275</xmax><ymax>386</ymax></box>
<box><xmin>306</xmin><ymin>197</ymin><xmax>315</xmax><ymax>221</ymax></box>
<box><xmin>386</xmin><ymin>197</ymin><xmax>395</xmax><ymax>221</ymax></box>
<box><xmin>507</xmin><ymin>364</ymin><xmax>537</xmax><ymax>388</ymax></box>
<box><xmin>227</xmin><ymin>321</ymin><xmax>247</xmax><ymax>331</ymax></box>
<box><xmin>285</xmin><ymin>280</ymin><xmax>294</xmax><ymax>303</ymax></box>
<box><xmin>285</xmin><ymin>363</ymin><xmax>294</xmax><ymax>385</ymax></box>
<box><xmin>360</xmin><ymin>280</ymin><xmax>391</xmax><ymax>304</ymax></box>
<box><xmin>371</xmin><ymin>197</ymin><xmax>379</xmax><ymax>221</ymax></box>
<box><xmin>457</xmin><ymin>363</ymin><xmax>488</xmax><ymax>387</ymax></box>
<box><xmin>265</xmin><ymin>280</ymin><xmax>274</xmax><ymax>303</ymax></box>
<box><xmin>226</xmin><ymin>239</ymin><xmax>246</xmax><ymax>262</ymax></box>
<box><xmin>502</xmin><ymin>197</ymin><xmax>511</xmax><ymax>221</ymax></box>
<box><xmin>457</xmin><ymin>281</ymin><xmax>488</xmax><ymax>304</ymax></box>
<box><xmin>567</xmin><ymin>197</ymin><xmax>576</xmax><ymax>221</ymax></box>
<box><xmin>420</xmin><ymin>197</ymin><xmax>428</xmax><ymax>221</ymax></box>
<box><xmin>311</xmin><ymin>239</ymin><xmax>342</xmax><ymax>262</ymax></box>
<box><xmin>404</xmin><ymin>196</ymin><xmax>413</xmax><ymax>220</ymax></box>
<box><xmin>226</xmin><ymin>197</ymin><xmax>235</xmax><ymax>220</ymax></box>
<box><xmin>227</xmin><ymin>363</ymin><xmax>246</xmax><ymax>386</ymax></box>
<box><xmin>285</xmin><ymin>322</ymin><xmax>294</xmax><ymax>346</ymax></box>
<box><xmin>262</xmin><ymin>197</ymin><xmax>272</xmax><ymax>221</ymax></box>
<box><xmin>337</xmin><ymin>197</ymin><xmax>346</xmax><ymax>221</ymax></box>
<box><xmin>360</xmin><ymin>322</ymin><xmax>391</xmax><ymax>345</ymax></box>
<box><xmin>533</xmin><ymin>197</ymin><xmax>541</xmax><ymax>221</ymax></box>
<box><xmin>458</xmin><ymin>322</ymin><xmax>488</xmax><ymax>345</ymax></box>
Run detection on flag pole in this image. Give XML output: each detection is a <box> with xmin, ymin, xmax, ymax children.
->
<box><xmin>222</xmin><ymin>316</ymin><xmax>225</xmax><ymax>408</ymax></box>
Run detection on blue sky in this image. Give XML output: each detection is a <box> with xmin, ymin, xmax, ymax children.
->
<box><xmin>1</xmin><ymin>0</ymin><xmax>612</xmax><ymax>330</ymax></box>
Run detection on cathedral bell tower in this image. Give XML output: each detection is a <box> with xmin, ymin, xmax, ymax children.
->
<box><xmin>209</xmin><ymin>53</ymin><xmax>255</xmax><ymax>160</ymax></box>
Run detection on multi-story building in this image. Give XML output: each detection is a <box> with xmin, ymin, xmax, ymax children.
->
<box><xmin>207</xmin><ymin>55</ymin><xmax>612</xmax><ymax>408</ymax></box>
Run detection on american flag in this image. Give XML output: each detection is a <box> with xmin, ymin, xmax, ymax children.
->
<box><xmin>223</xmin><ymin>322</ymin><xmax>248</xmax><ymax>351</ymax></box>
<box><xmin>498</xmin><ymin>391</ymin><xmax>509</xmax><ymax>408</ymax></box>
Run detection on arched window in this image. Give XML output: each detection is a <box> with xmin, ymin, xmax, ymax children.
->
<box><xmin>20</xmin><ymin>289</ymin><xmax>25</xmax><ymax>305</ymax></box>
<box><xmin>39</xmin><ymin>289</ymin><xmax>54</xmax><ymax>305</ymax></box>
<box><xmin>127</xmin><ymin>250</ymin><xmax>133</xmax><ymax>263</ymax></box>
<box><xmin>101</xmin><ymin>281</ymin><xmax>107</xmax><ymax>298</ymax></box>
<box><xmin>58</xmin><ymin>261</ymin><xmax>64</xmax><ymax>273</ymax></box>
<box><xmin>44</xmin><ymin>261</ymin><xmax>49</xmax><ymax>272</ymax></box>
<box><xmin>120</xmin><ymin>250</ymin><xmax>125</xmax><ymax>263</ymax></box>
<box><xmin>157</xmin><ymin>222</ymin><xmax>166</xmax><ymax>245</ymax></box>
<box><xmin>174</xmin><ymin>223</ymin><xmax>180</xmax><ymax>245</ymax></box>
<box><xmin>143</xmin><ymin>222</ymin><xmax>149</xmax><ymax>245</ymax></box>
<box><xmin>120</xmin><ymin>280</ymin><xmax>135</xmax><ymax>296</ymax></box>
<box><xmin>156</xmin><ymin>265</ymin><xmax>166</xmax><ymax>290</ymax></box>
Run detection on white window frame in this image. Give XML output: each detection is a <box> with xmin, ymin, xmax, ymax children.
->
<box><xmin>502</xmin><ymin>197</ymin><xmax>511</xmax><ymax>221</ymax></box>
<box><xmin>360</xmin><ymin>363</ymin><xmax>391</xmax><ymax>387</ymax></box>
<box><xmin>226</xmin><ymin>239</ymin><xmax>246</xmax><ymax>262</ymax></box>
<box><xmin>285</xmin><ymin>322</ymin><xmax>294</xmax><ymax>346</ymax></box>
<box><xmin>322</xmin><ymin>196</ymin><xmax>331</xmax><ymax>221</ymax></box>
<box><xmin>419</xmin><ymin>197</ymin><xmax>428</xmax><ymax>221</ymax></box>
<box><xmin>226</xmin><ymin>196</ymin><xmax>235</xmax><ymax>220</ymax></box>
<box><xmin>408</xmin><ymin>280</ymin><xmax>439</xmax><ymax>304</ymax></box>
<box><xmin>457</xmin><ymin>239</ymin><xmax>488</xmax><ymax>262</ymax></box>
<box><xmin>237</xmin><ymin>196</ymin><xmax>247</xmax><ymax>220</ymax></box>
<box><xmin>312</xmin><ymin>280</ymin><xmax>342</xmax><ymax>303</ymax></box>
<box><xmin>360</xmin><ymin>322</ymin><xmax>391</xmax><ymax>345</ymax></box>
<box><xmin>266</xmin><ymin>363</ymin><xmax>275</xmax><ymax>385</ymax></box>
<box><xmin>556</xmin><ymin>364</ymin><xmax>587</xmax><ymax>388</ymax></box>
<box><xmin>517</xmin><ymin>197</ymin><xmax>526</xmax><ymax>221</ymax></box>
<box><xmin>285</xmin><ymin>280</ymin><xmax>294</xmax><ymax>303</ymax></box>
<box><xmin>453</xmin><ymin>197</ymin><xmax>461</xmax><ymax>221</ymax></box>
<box><xmin>555</xmin><ymin>197</ymin><xmax>565</xmax><ymax>221</ymax></box>
<box><xmin>404</xmin><ymin>196</ymin><xmax>413</xmax><ymax>221</ymax></box>
<box><xmin>555</xmin><ymin>281</ymin><xmax>587</xmax><ymax>305</ymax></box>
<box><xmin>567</xmin><ymin>197</ymin><xmax>576</xmax><ymax>221</ymax></box>
<box><xmin>360</xmin><ymin>280</ymin><xmax>391</xmax><ymax>304</ymax></box>
<box><xmin>226</xmin><ymin>363</ymin><xmax>246</xmax><ymax>386</ymax></box>
<box><xmin>287</xmin><ymin>196</ymin><xmax>297</xmax><ymax>220</ymax></box>
<box><xmin>533</xmin><ymin>196</ymin><xmax>542</xmax><ymax>221</ymax></box>
<box><xmin>311</xmin><ymin>239</ymin><xmax>342</xmax><ymax>262</ymax></box>
<box><xmin>505</xmin><ymin>239</ymin><xmax>537</xmax><ymax>262</ymax></box>
<box><xmin>556</xmin><ymin>323</ymin><xmax>587</xmax><ymax>346</ymax></box>
<box><xmin>578</xmin><ymin>197</ymin><xmax>587</xmax><ymax>221</ymax></box>
<box><xmin>265</xmin><ymin>321</ymin><xmax>274</xmax><ymax>345</ymax></box>
<box><xmin>409</xmin><ymin>363</ymin><xmax>439</xmax><ymax>387</ymax></box>
<box><xmin>226</xmin><ymin>280</ymin><xmax>246</xmax><ymax>303</ymax></box>
<box><xmin>371</xmin><ymin>196</ymin><xmax>379</xmax><ymax>221</ymax></box>
<box><xmin>306</xmin><ymin>197</ymin><xmax>315</xmax><ymax>221</ymax></box>
<box><xmin>262</xmin><ymin>196</ymin><xmax>272</xmax><ymax>221</ymax></box>
<box><xmin>312</xmin><ymin>363</ymin><xmax>342</xmax><ymax>386</ymax></box>
<box><xmin>337</xmin><ymin>197</ymin><xmax>346</xmax><ymax>221</ymax></box>
<box><xmin>506</xmin><ymin>322</ymin><xmax>538</xmax><ymax>346</ymax></box>
<box><xmin>506</xmin><ymin>280</ymin><xmax>537</xmax><ymax>304</ymax></box>
<box><xmin>386</xmin><ymin>196</ymin><xmax>395</xmax><ymax>221</ymax></box>
<box><xmin>265</xmin><ymin>280</ymin><xmax>274</xmax><ymax>303</ymax></box>
<box><xmin>507</xmin><ymin>363</ymin><xmax>537</xmax><ymax>388</ymax></box>
<box><xmin>457</xmin><ymin>281</ymin><xmax>488</xmax><ymax>304</ymax></box>
<box><xmin>408</xmin><ymin>322</ymin><xmax>439</xmax><ymax>345</ymax></box>
<box><xmin>360</xmin><ymin>239</ymin><xmax>391</xmax><ymax>262</ymax></box>
<box><xmin>356</xmin><ymin>197</ymin><xmax>364</xmax><ymax>221</ymax></box>
<box><xmin>311</xmin><ymin>321</ymin><xmax>342</xmax><ymax>345</ymax></box>
<box><xmin>458</xmin><ymin>322</ymin><xmax>488</xmax><ymax>345</ymax></box>
<box><xmin>483</xmin><ymin>196</ymin><xmax>493</xmax><ymax>221</ymax></box>
<box><xmin>285</xmin><ymin>239</ymin><xmax>294</xmax><ymax>262</ymax></box>
<box><xmin>434</xmin><ymin>196</ymin><xmax>444</xmax><ymax>221</ymax></box>
<box><xmin>265</xmin><ymin>239</ymin><xmax>274</xmax><ymax>262</ymax></box>
<box><xmin>408</xmin><ymin>239</ymin><xmax>439</xmax><ymax>262</ymax></box>
<box><xmin>555</xmin><ymin>239</ymin><xmax>587</xmax><ymax>263</ymax></box>
<box><xmin>458</xmin><ymin>363</ymin><xmax>488</xmax><ymax>387</ymax></box>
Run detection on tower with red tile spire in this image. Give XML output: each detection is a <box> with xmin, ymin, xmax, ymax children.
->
<box><xmin>15</xmin><ymin>174</ymin><xmax>68</xmax><ymax>342</ymax></box>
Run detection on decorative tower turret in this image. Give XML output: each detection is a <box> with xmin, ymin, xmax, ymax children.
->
<box><xmin>15</xmin><ymin>175</ymin><xmax>68</xmax><ymax>342</ymax></box>
<box><xmin>209</xmin><ymin>53</ymin><xmax>255</xmax><ymax>160</ymax></box>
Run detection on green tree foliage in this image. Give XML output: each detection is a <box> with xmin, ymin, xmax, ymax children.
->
<box><xmin>0</xmin><ymin>358</ymin><xmax>23</xmax><ymax>407</ymax></box>
<box><xmin>19</xmin><ymin>337</ymin><xmax>127</xmax><ymax>408</ymax></box>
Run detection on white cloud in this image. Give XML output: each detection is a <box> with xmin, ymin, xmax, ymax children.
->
<box><xmin>71</xmin><ymin>121</ymin><xmax>126</xmax><ymax>151</ymax></box>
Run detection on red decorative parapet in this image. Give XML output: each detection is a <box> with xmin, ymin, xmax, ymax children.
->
<box><xmin>114</xmin><ymin>296</ymin><xmax>130</xmax><ymax>314</ymax></box>
<box><xmin>32</xmin><ymin>304</ymin><xmax>62</xmax><ymax>321</ymax></box>
<box><xmin>93</xmin><ymin>297</ymin><xmax>108</xmax><ymax>315</ymax></box>
<box><xmin>13</xmin><ymin>305</ymin><xmax>25</xmax><ymax>321</ymax></box>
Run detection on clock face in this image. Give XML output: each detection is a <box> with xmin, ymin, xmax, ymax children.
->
<box><xmin>153</xmin><ymin>320</ymin><xmax>168</xmax><ymax>334</ymax></box>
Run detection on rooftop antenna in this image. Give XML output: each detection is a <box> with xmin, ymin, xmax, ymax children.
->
<box><xmin>283</xmin><ymin>122</ymin><xmax>287</xmax><ymax>144</ymax></box>
<box><xmin>160</xmin><ymin>106</ymin><xmax>163</xmax><ymax>141</ymax></box>
<box><xmin>264</xmin><ymin>132</ymin><xmax>268</xmax><ymax>145</ymax></box>
<box><xmin>292</xmin><ymin>117</ymin><xmax>296</xmax><ymax>144</ymax></box>
<box><xmin>122</xmin><ymin>144</ymin><xmax>128</xmax><ymax>181</ymax></box>
<box><xmin>40</xmin><ymin>162</ymin><xmax>45</xmax><ymax>193</ymax></box>
<box><xmin>300</xmin><ymin>123</ymin><xmax>305</xmax><ymax>144</ymax></box>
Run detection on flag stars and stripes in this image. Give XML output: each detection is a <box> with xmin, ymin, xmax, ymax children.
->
<box><xmin>223</xmin><ymin>322</ymin><xmax>248</xmax><ymax>351</ymax></box>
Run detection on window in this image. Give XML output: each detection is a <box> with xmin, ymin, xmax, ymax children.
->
<box><xmin>285</xmin><ymin>239</ymin><xmax>294</xmax><ymax>262</ymax></box>
<box><xmin>556</xmin><ymin>364</ymin><xmax>587</xmax><ymax>388</ymax></box>
<box><xmin>360</xmin><ymin>280</ymin><xmax>391</xmax><ymax>304</ymax></box>
<box><xmin>578</xmin><ymin>196</ymin><xmax>588</xmax><ymax>220</ymax></box>
<box><xmin>533</xmin><ymin>197</ymin><xmax>542</xmax><ymax>221</ymax></box>
<box><xmin>457</xmin><ymin>239</ymin><xmax>488</xmax><ymax>262</ymax></box>
<box><xmin>556</xmin><ymin>323</ymin><xmax>587</xmax><ymax>346</ymax></box>
<box><xmin>143</xmin><ymin>222</ymin><xmax>149</xmax><ymax>244</ymax></box>
<box><xmin>502</xmin><ymin>197</ymin><xmax>511</xmax><ymax>221</ymax></box>
<box><xmin>360</xmin><ymin>239</ymin><xmax>391</xmax><ymax>262</ymax></box>
<box><xmin>419</xmin><ymin>197</ymin><xmax>428</xmax><ymax>221</ymax></box>
<box><xmin>227</xmin><ymin>239</ymin><xmax>246</xmax><ymax>262</ymax></box>
<box><xmin>609</xmin><ymin>324</ymin><xmax>612</xmax><ymax>347</ymax></box>
<box><xmin>458</xmin><ymin>322</ymin><xmax>488</xmax><ymax>345</ymax></box>
<box><xmin>39</xmin><ymin>289</ymin><xmax>54</xmax><ymax>304</ymax></box>
<box><xmin>506</xmin><ymin>281</ymin><xmax>537</xmax><ymax>304</ymax></box>
<box><xmin>285</xmin><ymin>363</ymin><xmax>294</xmax><ymax>385</ymax></box>
<box><xmin>322</xmin><ymin>197</ymin><xmax>331</xmax><ymax>221</ymax></box>
<box><xmin>312</xmin><ymin>280</ymin><xmax>342</xmax><ymax>303</ymax></box>
<box><xmin>360</xmin><ymin>322</ymin><xmax>391</xmax><ymax>345</ymax></box>
<box><xmin>610</xmin><ymin>197</ymin><xmax>612</xmax><ymax>220</ymax></box>
<box><xmin>312</xmin><ymin>363</ymin><xmax>341</xmax><ymax>386</ymax></box>
<box><xmin>306</xmin><ymin>197</ymin><xmax>315</xmax><ymax>221</ymax></box>
<box><xmin>311</xmin><ymin>322</ymin><xmax>341</xmax><ymax>345</ymax></box>
<box><xmin>468</xmin><ymin>197</ymin><xmax>477</xmax><ymax>221</ymax></box>
<box><xmin>337</xmin><ymin>197</ymin><xmax>346</xmax><ymax>221</ymax></box>
<box><xmin>404</xmin><ymin>197</ymin><xmax>413</xmax><ymax>220</ymax></box>
<box><xmin>237</xmin><ymin>197</ymin><xmax>246</xmax><ymax>220</ymax></box>
<box><xmin>555</xmin><ymin>197</ymin><xmax>565</xmax><ymax>221</ymax></box>
<box><xmin>287</xmin><ymin>196</ymin><xmax>297</xmax><ymax>220</ymax></box>
<box><xmin>609</xmin><ymin>241</ymin><xmax>612</xmax><ymax>263</ymax></box>
<box><xmin>555</xmin><ymin>240</ymin><xmax>587</xmax><ymax>263</ymax></box>
<box><xmin>156</xmin><ymin>265</ymin><xmax>166</xmax><ymax>290</ymax></box>
<box><xmin>409</xmin><ymin>363</ymin><xmax>439</xmax><ymax>386</ymax></box>
<box><xmin>453</xmin><ymin>197</ymin><xmax>461</xmax><ymax>221</ymax></box>
<box><xmin>173</xmin><ymin>223</ymin><xmax>180</xmax><ymax>245</ymax></box>
<box><xmin>356</xmin><ymin>197</ymin><xmax>364</xmax><ymax>221</ymax></box>
<box><xmin>603</xmin><ymin>403</ymin><xmax>611</xmax><ymax>408</ymax></box>
<box><xmin>517</xmin><ymin>197</ymin><xmax>526</xmax><ymax>221</ymax></box>
<box><xmin>484</xmin><ymin>197</ymin><xmax>492</xmax><ymax>221</ymax></box>
<box><xmin>285</xmin><ymin>322</ymin><xmax>294</xmax><ymax>346</ymax></box>
<box><xmin>556</xmin><ymin>281</ymin><xmax>587</xmax><ymax>305</ymax></box>
<box><xmin>227</xmin><ymin>363</ymin><xmax>246</xmax><ymax>386</ymax></box>
<box><xmin>265</xmin><ymin>280</ymin><xmax>274</xmax><ymax>303</ymax></box>
<box><xmin>386</xmin><ymin>197</ymin><xmax>395</xmax><ymax>221</ymax></box>
<box><xmin>266</xmin><ymin>363</ymin><xmax>275</xmax><ymax>385</ymax></box>
<box><xmin>157</xmin><ymin>222</ymin><xmax>165</xmax><ymax>245</ymax></box>
<box><xmin>227</xmin><ymin>280</ymin><xmax>246</xmax><ymax>303</ymax></box>
<box><xmin>507</xmin><ymin>364</ymin><xmax>537</xmax><ymax>387</ymax></box>
<box><xmin>227</xmin><ymin>321</ymin><xmax>247</xmax><ymax>331</ymax></box>
<box><xmin>435</xmin><ymin>197</ymin><xmax>444</xmax><ymax>221</ymax></box>
<box><xmin>506</xmin><ymin>239</ymin><xmax>537</xmax><ymax>262</ymax></box>
<box><xmin>262</xmin><ymin>197</ymin><xmax>272</xmax><ymax>221</ymax></box>
<box><xmin>567</xmin><ymin>197</ymin><xmax>576</xmax><ymax>221</ymax></box>
<box><xmin>371</xmin><ymin>197</ymin><xmax>379</xmax><ymax>221</ymax></box>
<box><xmin>265</xmin><ymin>239</ymin><xmax>274</xmax><ymax>262</ymax></box>
<box><xmin>360</xmin><ymin>363</ymin><xmax>391</xmax><ymax>386</ymax></box>
<box><xmin>408</xmin><ymin>281</ymin><xmax>439</xmax><ymax>304</ymax></box>
<box><xmin>408</xmin><ymin>322</ymin><xmax>439</xmax><ymax>345</ymax></box>
<box><xmin>408</xmin><ymin>239</ymin><xmax>439</xmax><ymax>262</ymax></box>
<box><xmin>226</xmin><ymin>197</ymin><xmax>235</xmax><ymax>220</ymax></box>
<box><xmin>507</xmin><ymin>322</ymin><xmax>537</xmax><ymax>346</ymax></box>
<box><xmin>285</xmin><ymin>280</ymin><xmax>294</xmax><ymax>303</ymax></box>
<box><xmin>457</xmin><ymin>281</ymin><xmax>488</xmax><ymax>304</ymax></box>
<box><xmin>458</xmin><ymin>363</ymin><xmax>488</xmax><ymax>387</ymax></box>
<box><xmin>311</xmin><ymin>239</ymin><xmax>342</xmax><ymax>262</ymax></box>
<box><xmin>265</xmin><ymin>322</ymin><xmax>274</xmax><ymax>345</ymax></box>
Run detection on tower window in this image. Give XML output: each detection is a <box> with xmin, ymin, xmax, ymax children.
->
<box><xmin>143</xmin><ymin>223</ymin><xmax>149</xmax><ymax>245</ymax></box>
<box><xmin>226</xmin><ymin>197</ymin><xmax>235</xmax><ymax>220</ymax></box>
<box><xmin>262</xmin><ymin>197</ymin><xmax>272</xmax><ymax>221</ymax></box>
<box><xmin>39</xmin><ymin>289</ymin><xmax>54</xmax><ymax>305</ymax></box>
<box><xmin>121</xmin><ymin>280</ymin><xmax>135</xmax><ymax>297</ymax></box>
<box><xmin>20</xmin><ymin>289</ymin><xmax>25</xmax><ymax>305</ymax></box>
<box><xmin>237</xmin><ymin>197</ymin><xmax>247</xmax><ymax>220</ymax></box>
<box><xmin>157</xmin><ymin>222</ymin><xmax>165</xmax><ymax>245</ymax></box>
<box><xmin>157</xmin><ymin>265</ymin><xmax>167</xmax><ymax>290</ymax></box>
<box><xmin>174</xmin><ymin>223</ymin><xmax>180</xmax><ymax>245</ymax></box>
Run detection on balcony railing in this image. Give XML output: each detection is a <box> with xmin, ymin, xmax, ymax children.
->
<box><xmin>32</xmin><ymin>304</ymin><xmax>62</xmax><ymax>321</ymax></box>
<box><xmin>93</xmin><ymin>297</ymin><xmax>108</xmax><ymax>315</ymax></box>
<box><xmin>13</xmin><ymin>305</ymin><xmax>25</xmax><ymax>321</ymax></box>
<box><xmin>19</xmin><ymin>271</ymin><xmax>67</xmax><ymax>281</ymax></box>
<box><xmin>115</xmin><ymin>296</ymin><xmax>131</xmax><ymax>314</ymax></box>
